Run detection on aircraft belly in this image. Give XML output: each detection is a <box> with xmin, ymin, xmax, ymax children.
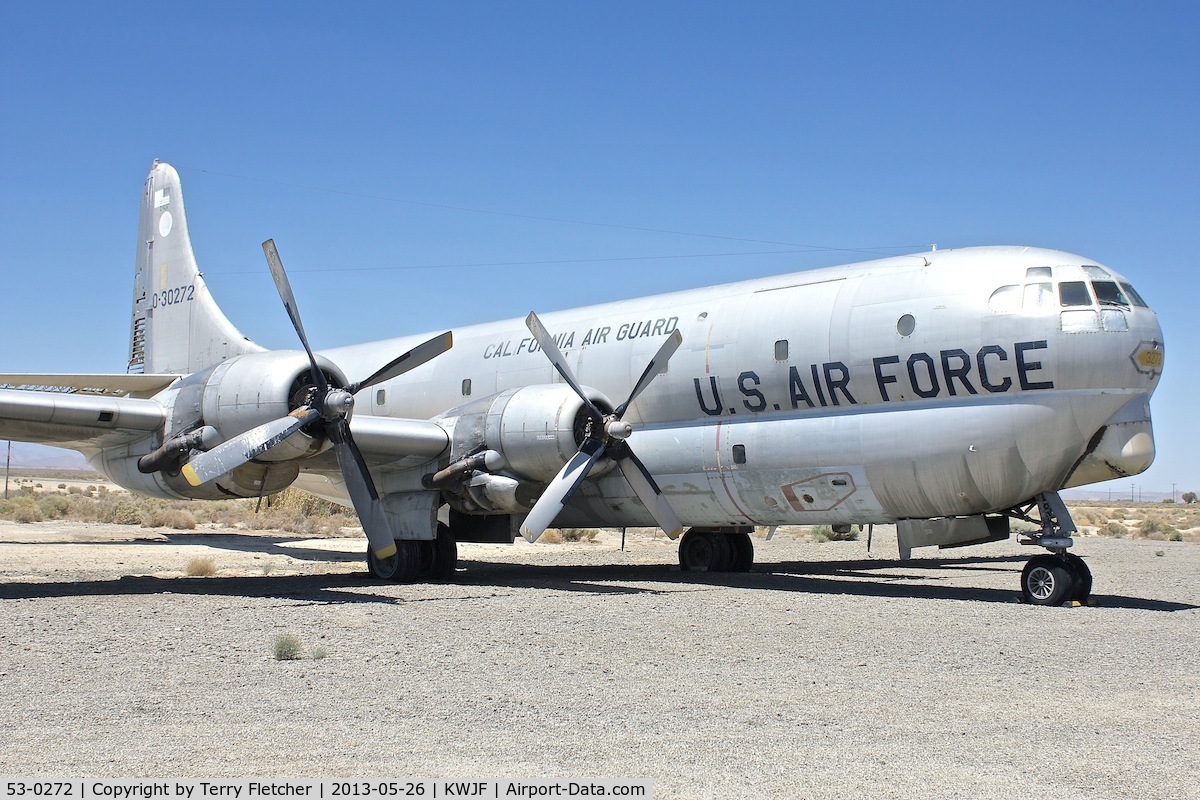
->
<box><xmin>555</xmin><ymin>389</ymin><xmax>1140</xmax><ymax>528</ymax></box>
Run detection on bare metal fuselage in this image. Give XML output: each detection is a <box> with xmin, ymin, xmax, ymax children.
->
<box><xmin>293</xmin><ymin>245</ymin><xmax>1161</xmax><ymax>528</ymax></box>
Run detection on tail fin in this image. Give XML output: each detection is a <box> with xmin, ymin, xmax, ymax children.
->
<box><xmin>127</xmin><ymin>161</ymin><xmax>264</xmax><ymax>375</ymax></box>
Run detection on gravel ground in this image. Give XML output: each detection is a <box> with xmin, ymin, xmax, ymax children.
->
<box><xmin>0</xmin><ymin>522</ymin><xmax>1196</xmax><ymax>800</ymax></box>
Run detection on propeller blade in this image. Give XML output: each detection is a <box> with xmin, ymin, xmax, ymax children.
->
<box><xmin>519</xmin><ymin>438</ymin><xmax>606</xmax><ymax>542</ymax></box>
<box><xmin>328</xmin><ymin>418</ymin><xmax>397</xmax><ymax>558</ymax></box>
<box><xmin>347</xmin><ymin>331</ymin><xmax>454</xmax><ymax>395</ymax></box>
<box><xmin>525</xmin><ymin>312</ymin><xmax>604</xmax><ymax>422</ymax></box>
<box><xmin>617</xmin><ymin>449</ymin><xmax>683</xmax><ymax>539</ymax></box>
<box><xmin>181</xmin><ymin>409</ymin><xmax>319</xmax><ymax>487</ymax></box>
<box><xmin>614</xmin><ymin>329</ymin><xmax>683</xmax><ymax>418</ymax></box>
<box><xmin>263</xmin><ymin>239</ymin><xmax>327</xmax><ymax>392</ymax></box>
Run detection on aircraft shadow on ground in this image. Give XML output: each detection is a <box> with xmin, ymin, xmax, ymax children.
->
<box><xmin>0</xmin><ymin>538</ymin><xmax>1195</xmax><ymax>611</ymax></box>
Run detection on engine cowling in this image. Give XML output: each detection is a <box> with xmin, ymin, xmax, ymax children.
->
<box><xmin>97</xmin><ymin>350</ymin><xmax>348</xmax><ymax>500</ymax></box>
<box><xmin>198</xmin><ymin>350</ymin><xmax>347</xmax><ymax>461</ymax></box>
<box><xmin>439</xmin><ymin>384</ymin><xmax>617</xmax><ymax>483</ymax></box>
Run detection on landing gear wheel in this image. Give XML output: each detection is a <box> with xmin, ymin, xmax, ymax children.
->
<box><xmin>1064</xmin><ymin>553</ymin><xmax>1092</xmax><ymax>603</ymax></box>
<box><xmin>727</xmin><ymin>532</ymin><xmax>754</xmax><ymax>572</ymax></box>
<box><xmin>366</xmin><ymin>539</ymin><xmax>422</xmax><ymax>583</ymax></box>
<box><xmin>418</xmin><ymin>523</ymin><xmax>458</xmax><ymax>582</ymax></box>
<box><xmin>679</xmin><ymin>528</ymin><xmax>733</xmax><ymax>572</ymax></box>
<box><xmin>1020</xmin><ymin>554</ymin><xmax>1076</xmax><ymax>606</ymax></box>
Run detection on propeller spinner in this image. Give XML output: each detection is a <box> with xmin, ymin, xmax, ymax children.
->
<box><xmin>181</xmin><ymin>239</ymin><xmax>453</xmax><ymax>558</ymax></box>
<box><xmin>519</xmin><ymin>311</ymin><xmax>683</xmax><ymax>542</ymax></box>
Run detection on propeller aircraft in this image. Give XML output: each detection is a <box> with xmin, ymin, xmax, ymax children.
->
<box><xmin>0</xmin><ymin>161</ymin><xmax>1165</xmax><ymax>604</ymax></box>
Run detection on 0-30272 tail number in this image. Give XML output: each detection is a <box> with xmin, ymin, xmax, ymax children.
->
<box><xmin>151</xmin><ymin>285</ymin><xmax>195</xmax><ymax>309</ymax></box>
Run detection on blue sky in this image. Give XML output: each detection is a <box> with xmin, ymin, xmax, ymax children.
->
<box><xmin>1</xmin><ymin>2</ymin><xmax>1197</xmax><ymax>496</ymax></box>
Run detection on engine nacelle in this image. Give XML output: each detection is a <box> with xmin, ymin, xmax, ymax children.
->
<box><xmin>94</xmin><ymin>350</ymin><xmax>348</xmax><ymax>500</ymax></box>
<box><xmin>438</xmin><ymin>384</ymin><xmax>616</xmax><ymax>482</ymax></box>
<box><xmin>95</xmin><ymin>449</ymin><xmax>301</xmax><ymax>501</ymax></box>
<box><xmin>198</xmin><ymin>350</ymin><xmax>347</xmax><ymax>461</ymax></box>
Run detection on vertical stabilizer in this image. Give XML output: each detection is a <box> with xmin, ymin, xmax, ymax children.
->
<box><xmin>128</xmin><ymin>161</ymin><xmax>263</xmax><ymax>375</ymax></box>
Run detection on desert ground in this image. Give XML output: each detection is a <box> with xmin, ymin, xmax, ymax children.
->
<box><xmin>1</xmin><ymin>473</ymin><xmax>1198</xmax><ymax>798</ymax></box>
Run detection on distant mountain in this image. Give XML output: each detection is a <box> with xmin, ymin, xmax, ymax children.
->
<box><xmin>1061</xmin><ymin>487</ymin><xmax>1175</xmax><ymax>503</ymax></box>
<box><xmin>1</xmin><ymin>441</ymin><xmax>91</xmax><ymax>470</ymax></box>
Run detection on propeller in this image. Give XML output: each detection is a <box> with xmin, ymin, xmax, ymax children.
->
<box><xmin>519</xmin><ymin>312</ymin><xmax>683</xmax><ymax>542</ymax></box>
<box><xmin>182</xmin><ymin>239</ymin><xmax>453</xmax><ymax>557</ymax></box>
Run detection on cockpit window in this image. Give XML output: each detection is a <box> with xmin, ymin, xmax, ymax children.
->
<box><xmin>1059</xmin><ymin>281</ymin><xmax>1092</xmax><ymax>307</ymax></box>
<box><xmin>1026</xmin><ymin>266</ymin><xmax>1052</xmax><ymax>280</ymax></box>
<box><xmin>1092</xmin><ymin>281</ymin><xmax>1129</xmax><ymax>307</ymax></box>
<box><xmin>1120</xmin><ymin>282</ymin><xmax>1149</xmax><ymax>308</ymax></box>
<box><xmin>1082</xmin><ymin>265</ymin><xmax>1110</xmax><ymax>279</ymax></box>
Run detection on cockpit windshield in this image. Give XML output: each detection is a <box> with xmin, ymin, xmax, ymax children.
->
<box><xmin>989</xmin><ymin>264</ymin><xmax>1151</xmax><ymax>314</ymax></box>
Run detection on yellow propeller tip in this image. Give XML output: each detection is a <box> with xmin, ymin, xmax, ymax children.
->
<box><xmin>181</xmin><ymin>464</ymin><xmax>202</xmax><ymax>487</ymax></box>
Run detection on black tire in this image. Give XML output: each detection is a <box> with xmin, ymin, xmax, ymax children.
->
<box><xmin>366</xmin><ymin>539</ymin><xmax>422</xmax><ymax>583</ymax></box>
<box><xmin>419</xmin><ymin>523</ymin><xmax>458</xmax><ymax>582</ymax></box>
<box><xmin>728</xmin><ymin>532</ymin><xmax>754</xmax><ymax>572</ymax></box>
<box><xmin>1020</xmin><ymin>555</ymin><xmax>1076</xmax><ymax>606</ymax></box>
<box><xmin>1064</xmin><ymin>553</ymin><xmax>1092</xmax><ymax>602</ymax></box>
<box><xmin>679</xmin><ymin>528</ymin><xmax>733</xmax><ymax>572</ymax></box>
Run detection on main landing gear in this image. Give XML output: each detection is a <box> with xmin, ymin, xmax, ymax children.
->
<box><xmin>1010</xmin><ymin>492</ymin><xmax>1092</xmax><ymax>606</ymax></box>
<box><xmin>366</xmin><ymin>523</ymin><xmax>458</xmax><ymax>583</ymax></box>
<box><xmin>678</xmin><ymin>527</ymin><xmax>755</xmax><ymax>572</ymax></box>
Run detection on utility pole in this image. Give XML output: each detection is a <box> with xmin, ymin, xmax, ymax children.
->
<box><xmin>1172</xmin><ymin>483</ymin><xmax>1177</xmax><ymax>503</ymax></box>
<box><xmin>3</xmin><ymin>440</ymin><xmax>10</xmax><ymax>500</ymax></box>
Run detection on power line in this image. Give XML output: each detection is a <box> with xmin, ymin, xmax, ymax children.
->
<box><xmin>207</xmin><ymin>248</ymin><xmax>837</xmax><ymax>275</ymax></box>
<box><xmin>181</xmin><ymin>163</ymin><xmax>926</xmax><ymax>259</ymax></box>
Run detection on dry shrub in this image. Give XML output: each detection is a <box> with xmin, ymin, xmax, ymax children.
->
<box><xmin>142</xmin><ymin>508</ymin><xmax>197</xmax><ymax>530</ymax></box>
<box><xmin>67</xmin><ymin>485</ymin><xmax>83</xmax><ymax>495</ymax></box>
<box><xmin>1139</xmin><ymin>516</ymin><xmax>1178</xmax><ymax>539</ymax></box>
<box><xmin>808</xmin><ymin>525</ymin><xmax>834</xmax><ymax>542</ymax></box>
<box><xmin>1102</xmin><ymin>521</ymin><xmax>1128</xmax><ymax>538</ymax></box>
<box><xmin>37</xmin><ymin>494</ymin><xmax>70</xmax><ymax>519</ymax></box>
<box><xmin>539</xmin><ymin>530</ymin><xmax>564</xmax><ymax>544</ymax></box>
<box><xmin>98</xmin><ymin>499</ymin><xmax>143</xmax><ymax>526</ymax></box>
<box><xmin>13</xmin><ymin>501</ymin><xmax>44</xmax><ymax>524</ymax></box>
<box><xmin>1076</xmin><ymin>508</ymin><xmax>1114</xmax><ymax>526</ymax></box>
<box><xmin>558</xmin><ymin>528</ymin><xmax>599</xmax><ymax>543</ymax></box>
<box><xmin>185</xmin><ymin>556</ymin><xmax>217</xmax><ymax>576</ymax></box>
<box><xmin>272</xmin><ymin>633</ymin><xmax>303</xmax><ymax>661</ymax></box>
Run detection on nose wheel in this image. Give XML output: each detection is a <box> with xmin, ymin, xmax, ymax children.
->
<box><xmin>1019</xmin><ymin>553</ymin><xmax>1092</xmax><ymax>605</ymax></box>
<box><xmin>1010</xmin><ymin>491</ymin><xmax>1092</xmax><ymax>606</ymax></box>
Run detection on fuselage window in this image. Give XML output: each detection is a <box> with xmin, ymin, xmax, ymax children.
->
<box><xmin>774</xmin><ymin>340</ymin><xmax>789</xmax><ymax>361</ymax></box>
<box><xmin>1059</xmin><ymin>281</ymin><xmax>1092</xmax><ymax>307</ymax></box>
<box><xmin>376</xmin><ymin>389</ymin><xmax>386</xmax><ymax>406</ymax></box>
<box><xmin>1091</xmin><ymin>281</ymin><xmax>1129</xmax><ymax>307</ymax></box>
<box><xmin>1120</xmin><ymin>282</ymin><xmax>1149</xmax><ymax>308</ymax></box>
<box><xmin>988</xmin><ymin>285</ymin><xmax>1022</xmax><ymax>312</ymax></box>
<box><xmin>462</xmin><ymin>378</ymin><xmax>472</xmax><ymax>396</ymax></box>
<box><xmin>1024</xmin><ymin>282</ymin><xmax>1055</xmax><ymax>310</ymax></box>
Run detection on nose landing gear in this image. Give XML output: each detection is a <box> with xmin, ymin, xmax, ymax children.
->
<box><xmin>1011</xmin><ymin>492</ymin><xmax>1092</xmax><ymax>606</ymax></box>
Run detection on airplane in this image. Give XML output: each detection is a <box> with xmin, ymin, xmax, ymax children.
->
<box><xmin>0</xmin><ymin>161</ymin><xmax>1165</xmax><ymax>605</ymax></box>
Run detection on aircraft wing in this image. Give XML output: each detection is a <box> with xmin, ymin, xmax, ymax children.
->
<box><xmin>0</xmin><ymin>387</ymin><xmax>165</xmax><ymax>451</ymax></box>
<box><xmin>0</xmin><ymin>373</ymin><xmax>180</xmax><ymax>399</ymax></box>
